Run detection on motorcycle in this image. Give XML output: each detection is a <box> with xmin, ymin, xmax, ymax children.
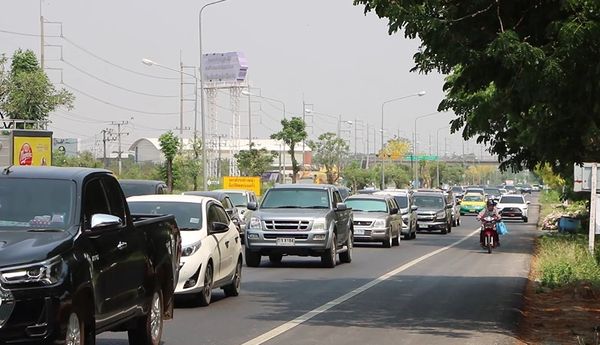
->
<box><xmin>480</xmin><ymin>215</ymin><xmax>499</xmax><ymax>254</ymax></box>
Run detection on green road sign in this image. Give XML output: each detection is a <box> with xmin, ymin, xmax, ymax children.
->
<box><xmin>405</xmin><ymin>155</ymin><xmax>439</xmax><ymax>161</ymax></box>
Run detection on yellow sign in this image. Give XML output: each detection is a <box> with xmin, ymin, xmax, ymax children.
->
<box><xmin>223</xmin><ymin>176</ymin><xmax>261</xmax><ymax>196</ymax></box>
<box><xmin>13</xmin><ymin>136</ymin><xmax>52</xmax><ymax>166</ymax></box>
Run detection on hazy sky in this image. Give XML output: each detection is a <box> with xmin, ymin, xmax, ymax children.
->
<box><xmin>0</xmin><ymin>0</ymin><xmax>488</xmax><ymax>157</ymax></box>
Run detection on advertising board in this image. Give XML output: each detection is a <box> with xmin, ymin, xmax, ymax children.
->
<box><xmin>12</xmin><ymin>131</ymin><xmax>52</xmax><ymax>166</ymax></box>
<box><xmin>223</xmin><ymin>176</ymin><xmax>261</xmax><ymax>196</ymax></box>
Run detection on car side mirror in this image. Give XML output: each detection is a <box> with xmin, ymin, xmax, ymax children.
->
<box><xmin>390</xmin><ymin>208</ymin><xmax>399</xmax><ymax>215</ymax></box>
<box><xmin>526</xmin><ymin>201</ymin><xmax>531</xmax><ymax>204</ymax></box>
<box><xmin>91</xmin><ymin>214</ymin><xmax>123</xmax><ymax>229</ymax></box>
<box><xmin>226</xmin><ymin>208</ymin><xmax>234</xmax><ymax>216</ymax></box>
<box><xmin>446</xmin><ymin>204</ymin><xmax>453</xmax><ymax>209</ymax></box>
<box><xmin>247</xmin><ymin>202</ymin><xmax>258</xmax><ymax>211</ymax></box>
<box><xmin>335</xmin><ymin>203</ymin><xmax>347</xmax><ymax>211</ymax></box>
<box><xmin>411</xmin><ymin>205</ymin><xmax>418</xmax><ymax>211</ymax></box>
<box><xmin>210</xmin><ymin>222</ymin><xmax>230</xmax><ymax>234</ymax></box>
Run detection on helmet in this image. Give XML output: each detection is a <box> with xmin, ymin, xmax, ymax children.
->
<box><xmin>486</xmin><ymin>199</ymin><xmax>495</xmax><ymax>207</ymax></box>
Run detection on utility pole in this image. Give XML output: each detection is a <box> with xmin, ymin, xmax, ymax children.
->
<box><xmin>39</xmin><ymin>0</ymin><xmax>44</xmax><ymax>70</ymax></box>
<box><xmin>366</xmin><ymin>123</ymin><xmax>370</xmax><ymax>169</ymax></box>
<box><xmin>179</xmin><ymin>53</ymin><xmax>184</xmax><ymax>148</ymax></box>
<box><xmin>110</xmin><ymin>121</ymin><xmax>129</xmax><ymax>175</ymax></box>
<box><xmin>354</xmin><ymin>118</ymin><xmax>358</xmax><ymax>157</ymax></box>
<box><xmin>101</xmin><ymin>128</ymin><xmax>116</xmax><ymax>169</ymax></box>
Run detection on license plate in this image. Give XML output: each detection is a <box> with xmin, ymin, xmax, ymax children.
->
<box><xmin>354</xmin><ymin>228</ymin><xmax>365</xmax><ymax>235</ymax></box>
<box><xmin>276</xmin><ymin>238</ymin><xmax>295</xmax><ymax>246</ymax></box>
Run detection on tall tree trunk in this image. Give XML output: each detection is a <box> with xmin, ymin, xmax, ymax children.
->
<box><xmin>289</xmin><ymin>144</ymin><xmax>297</xmax><ymax>183</ymax></box>
<box><xmin>167</xmin><ymin>159</ymin><xmax>173</xmax><ymax>192</ymax></box>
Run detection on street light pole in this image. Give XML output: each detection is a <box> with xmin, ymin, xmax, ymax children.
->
<box><xmin>199</xmin><ymin>0</ymin><xmax>228</xmax><ymax>191</ymax></box>
<box><xmin>380</xmin><ymin>91</ymin><xmax>426</xmax><ymax>189</ymax></box>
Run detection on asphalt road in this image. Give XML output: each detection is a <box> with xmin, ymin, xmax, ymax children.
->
<box><xmin>99</xmin><ymin>195</ymin><xmax>539</xmax><ymax>345</ymax></box>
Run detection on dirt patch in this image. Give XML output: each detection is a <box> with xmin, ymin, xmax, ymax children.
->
<box><xmin>516</xmin><ymin>242</ymin><xmax>600</xmax><ymax>345</ymax></box>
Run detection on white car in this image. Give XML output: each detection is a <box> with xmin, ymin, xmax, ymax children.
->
<box><xmin>496</xmin><ymin>194</ymin><xmax>530</xmax><ymax>223</ymax></box>
<box><xmin>127</xmin><ymin>195</ymin><xmax>243</xmax><ymax>306</ymax></box>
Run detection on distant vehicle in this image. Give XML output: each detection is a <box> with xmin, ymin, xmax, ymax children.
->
<box><xmin>532</xmin><ymin>184</ymin><xmax>541</xmax><ymax>192</ymax></box>
<box><xmin>182</xmin><ymin>191</ymin><xmax>244</xmax><ymax>241</ymax></box>
<box><xmin>520</xmin><ymin>184</ymin><xmax>533</xmax><ymax>194</ymax></box>
<box><xmin>356</xmin><ymin>187</ymin><xmax>379</xmax><ymax>195</ymax></box>
<box><xmin>119</xmin><ymin>179</ymin><xmax>168</xmax><ymax>197</ymax></box>
<box><xmin>0</xmin><ymin>167</ymin><xmax>181</xmax><ymax>345</ymax></box>
<box><xmin>449</xmin><ymin>195</ymin><xmax>462</xmax><ymax>226</ymax></box>
<box><xmin>504</xmin><ymin>185</ymin><xmax>518</xmax><ymax>194</ymax></box>
<box><xmin>128</xmin><ymin>195</ymin><xmax>243</xmax><ymax>306</ymax></box>
<box><xmin>497</xmin><ymin>194</ymin><xmax>530</xmax><ymax>222</ymax></box>
<box><xmin>374</xmin><ymin>190</ymin><xmax>418</xmax><ymax>240</ymax></box>
<box><xmin>499</xmin><ymin>188</ymin><xmax>508</xmax><ymax>195</ymax></box>
<box><xmin>484</xmin><ymin>187</ymin><xmax>502</xmax><ymax>201</ymax></box>
<box><xmin>345</xmin><ymin>195</ymin><xmax>402</xmax><ymax>247</ymax></box>
<box><xmin>413</xmin><ymin>191</ymin><xmax>453</xmax><ymax>234</ymax></box>
<box><xmin>465</xmin><ymin>187</ymin><xmax>485</xmax><ymax>196</ymax></box>
<box><xmin>213</xmin><ymin>189</ymin><xmax>259</xmax><ymax>238</ymax></box>
<box><xmin>337</xmin><ymin>186</ymin><xmax>352</xmax><ymax>200</ymax></box>
<box><xmin>450</xmin><ymin>185</ymin><xmax>465</xmax><ymax>199</ymax></box>
<box><xmin>460</xmin><ymin>193</ymin><xmax>487</xmax><ymax>215</ymax></box>
<box><xmin>245</xmin><ymin>184</ymin><xmax>353</xmax><ymax>268</ymax></box>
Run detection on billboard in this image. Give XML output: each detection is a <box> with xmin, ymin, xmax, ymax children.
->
<box><xmin>223</xmin><ymin>176</ymin><xmax>261</xmax><ymax>196</ymax></box>
<box><xmin>202</xmin><ymin>52</ymin><xmax>248</xmax><ymax>83</ymax></box>
<box><xmin>53</xmin><ymin>138</ymin><xmax>78</xmax><ymax>157</ymax></box>
<box><xmin>12</xmin><ymin>132</ymin><xmax>52</xmax><ymax>166</ymax></box>
<box><xmin>574</xmin><ymin>163</ymin><xmax>600</xmax><ymax>192</ymax></box>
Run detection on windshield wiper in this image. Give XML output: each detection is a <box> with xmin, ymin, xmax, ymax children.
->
<box><xmin>301</xmin><ymin>206</ymin><xmax>328</xmax><ymax>209</ymax></box>
<box><xmin>179</xmin><ymin>227</ymin><xmax>201</xmax><ymax>231</ymax></box>
<box><xmin>269</xmin><ymin>206</ymin><xmax>301</xmax><ymax>209</ymax></box>
<box><xmin>27</xmin><ymin>228</ymin><xmax>65</xmax><ymax>232</ymax></box>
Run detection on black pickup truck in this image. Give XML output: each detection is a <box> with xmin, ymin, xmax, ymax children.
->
<box><xmin>0</xmin><ymin>167</ymin><xmax>181</xmax><ymax>345</ymax></box>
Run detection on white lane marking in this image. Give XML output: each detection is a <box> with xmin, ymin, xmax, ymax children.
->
<box><xmin>241</xmin><ymin>229</ymin><xmax>480</xmax><ymax>345</ymax></box>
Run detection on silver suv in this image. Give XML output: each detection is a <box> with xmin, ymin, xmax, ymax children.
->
<box><xmin>345</xmin><ymin>194</ymin><xmax>402</xmax><ymax>248</ymax></box>
<box><xmin>245</xmin><ymin>184</ymin><xmax>353</xmax><ymax>268</ymax></box>
<box><xmin>413</xmin><ymin>191</ymin><xmax>453</xmax><ymax>234</ymax></box>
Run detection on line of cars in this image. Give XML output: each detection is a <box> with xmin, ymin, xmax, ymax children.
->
<box><xmin>451</xmin><ymin>185</ymin><xmax>531</xmax><ymax>222</ymax></box>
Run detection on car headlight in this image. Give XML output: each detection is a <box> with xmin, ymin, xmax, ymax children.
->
<box><xmin>373</xmin><ymin>219</ymin><xmax>386</xmax><ymax>228</ymax></box>
<box><xmin>0</xmin><ymin>256</ymin><xmax>63</xmax><ymax>286</ymax></box>
<box><xmin>402</xmin><ymin>215</ymin><xmax>409</xmax><ymax>224</ymax></box>
<box><xmin>436</xmin><ymin>211</ymin><xmax>446</xmax><ymax>219</ymax></box>
<box><xmin>312</xmin><ymin>218</ymin><xmax>327</xmax><ymax>230</ymax></box>
<box><xmin>182</xmin><ymin>241</ymin><xmax>202</xmax><ymax>257</ymax></box>
<box><xmin>249</xmin><ymin>217</ymin><xmax>262</xmax><ymax>229</ymax></box>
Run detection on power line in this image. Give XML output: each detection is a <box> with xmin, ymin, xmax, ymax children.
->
<box><xmin>0</xmin><ymin>28</ymin><xmax>59</xmax><ymax>38</ymax></box>
<box><xmin>61</xmin><ymin>59</ymin><xmax>178</xmax><ymax>98</ymax></box>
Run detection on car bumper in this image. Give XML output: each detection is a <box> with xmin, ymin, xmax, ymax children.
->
<box><xmin>245</xmin><ymin>230</ymin><xmax>330</xmax><ymax>256</ymax></box>
<box><xmin>353</xmin><ymin>226</ymin><xmax>389</xmax><ymax>242</ymax></box>
<box><xmin>175</xmin><ymin>257</ymin><xmax>204</xmax><ymax>294</ymax></box>
<box><xmin>500</xmin><ymin>210</ymin><xmax>527</xmax><ymax>219</ymax></box>
<box><xmin>417</xmin><ymin>221</ymin><xmax>447</xmax><ymax>230</ymax></box>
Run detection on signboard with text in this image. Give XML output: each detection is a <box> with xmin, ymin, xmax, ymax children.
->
<box><xmin>202</xmin><ymin>52</ymin><xmax>248</xmax><ymax>83</ymax></box>
<box><xmin>574</xmin><ymin>163</ymin><xmax>600</xmax><ymax>192</ymax></box>
<box><xmin>11</xmin><ymin>130</ymin><xmax>52</xmax><ymax>166</ymax></box>
<box><xmin>223</xmin><ymin>176</ymin><xmax>261</xmax><ymax>196</ymax></box>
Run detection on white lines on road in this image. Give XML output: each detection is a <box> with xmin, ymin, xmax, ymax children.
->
<box><xmin>240</xmin><ymin>229</ymin><xmax>480</xmax><ymax>345</ymax></box>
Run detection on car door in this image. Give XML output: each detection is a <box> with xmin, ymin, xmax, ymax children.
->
<box><xmin>388</xmin><ymin>198</ymin><xmax>402</xmax><ymax>237</ymax></box>
<box><xmin>207</xmin><ymin>202</ymin><xmax>234</xmax><ymax>282</ymax></box>
<box><xmin>332</xmin><ymin>190</ymin><xmax>350</xmax><ymax>246</ymax></box>
<box><xmin>82</xmin><ymin>177</ymin><xmax>131</xmax><ymax>326</ymax></box>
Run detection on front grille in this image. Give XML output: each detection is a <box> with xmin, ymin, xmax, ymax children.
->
<box><xmin>263</xmin><ymin>234</ymin><xmax>309</xmax><ymax>240</ymax></box>
<box><xmin>501</xmin><ymin>208</ymin><xmax>522</xmax><ymax>215</ymax></box>
<box><xmin>264</xmin><ymin>220</ymin><xmax>310</xmax><ymax>231</ymax></box>
<box><xmin>353</xmin><ymin>220</ymin><xmax>373</xmax><ymax>227</ymax></box>
<box><xmin>418</xmin><ymin>215</ymin><xmax>435</xmax><ymax>221</ymax></box>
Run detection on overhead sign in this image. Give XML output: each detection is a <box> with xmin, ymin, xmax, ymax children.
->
<box><xmin>223</xmin><ymin>176</ymin><xmax>261</xmax><ymax>196</ymax></box>
<box><xmin>574</xmin><ymin>162</ymin><xmax>600</xmax><ymax>192</ymax></box>
<box><xmin>12</xmin><ymin>133</ymin><xmax>52</xmax><ymax>166</ymax></box>
<box><xmin>405</xmin><ymin>155</ymin><xmax>439</xmax><ymax>161</ymax></box>
<box><xmin>202</xmin><ymin>52</ymin><xmax>248</xmax><ymax>83</ymax></box>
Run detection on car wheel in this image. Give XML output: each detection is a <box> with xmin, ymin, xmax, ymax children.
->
<box><xmin>403</xmin><ymin>232</ymin><xmax>410</xmax><ymax>240</ymax></box>
<box><xmin>128</xmin><ymin>290</ymin><xmax>163</xmax><ymax>345</ymax></box>
<box><xmin>441</xmin><ymin>225</ymin><xmax>448</xmax><ymax>234</ymax></box>
<box><xmin>392</xmin><ymin>229</ymin><xmax>400</xmax><ymax>246</ymax></box>
<box><xmin>245</xmin><ymin>248</ymin><xmax>261</xmax><ymax>267</ymax></box>
<box><xmin>523</xmin><ymin>216</ymin><xmax>528</xmax><ymax>223</ymax></box>
<box><xmin>457</xmin><ymin>217</ymin><xmax>461</xmax><ymax>226</ymax></box>
<box><xmin>269</xmin><ymin>254</ymin><xmax>283</xmax><ymax>264</ymax></box>
<box><xmin>382</xmin><ymin>229</ymin><xmax>392</xmax><ymax>248</ymax></box>
<box><xmin>411</xmin><ymin>230</ymin><xmax>417</xmax><ymax>239</ymax></box>
<box><xmin>198</xmin><ymin>263</ymin><xmax>213</xmax><ymax>307</ymax></box>
<box><xmin>460</xmin><ymin>212</ymin><xmax>465</xmax><ymax>216</ymax></box>
<box><xmin>65</xmin><ymin>308</ymin><xmax>87</xmax><ymax>345</ymax></box>
<box><xmin>339</xmin><ymin>232</ymin><xmax>353</xmax><ymax>263</ymax></box>
<box><xmin>223</xmin><ymin>258</ymin><xmax>242</xmax><ymax>297</ymax></box>
<box><xmin>321</xmin><ymin>233</ymin><xmax>337</xmax><ymax>268</ymax></box>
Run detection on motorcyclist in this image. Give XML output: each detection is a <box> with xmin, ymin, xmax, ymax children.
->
<box><xmin>477</xmin><ymin>199</ymin><xmax>501</xmax><ymax>246</ymax></box>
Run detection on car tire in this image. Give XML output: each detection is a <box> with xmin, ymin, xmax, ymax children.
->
<box><xmin>457</xmin><ymin>217</ymin><xmax>461</xmax><ymax>226</ymax></box>
<box><xmin>403</xmin><ymin>232</ymin><xmax>410</xmax><ymax>240</ymax></box>
<box><xmin>392</xmin><ymin>233</ymin><xmax>400</xmax><ymax>246</ymax></box>
<box><xmin>321</xmin><ymin>233</ymin><xmax>337</xmax><ymax>268</ymax></box>
<box><xmin>128</xmin><ymin>290</ymin><xmax>163</xmax><ymax>345</ymax></box>
<box><xmin>382</xmin><ymin>229</ymin><xmax>392</xmax><ymax>248</ymax></box>
<box><xmin>245</xmin><ymin>248</ymin><xmax>261</xmax><ymax>267</ymax></box>
<box><xmin>339</xmin><ymin>232</ymin><xmax>353</xmax><ymax>263</ymax></box>
<box><xmin>65</xmin><ymin>304</ymin><xmax>93</xmax><ymax>345</ymax></box>
<box><xmin>223</xmin><ymin>258</ymin><xmax>242</xmax><ymax>297</ymax></box>
<box><xmin>411</xmin><ymin>230</ymin><xmax>417</xmax><ymax>239</ymax></box>
<box><xmin>523</xmin><ymin>216</ymin><xmax>528</xmax><ymax>223</ymax></box>
<box><xmin>197</xmin><ymin>263</ymin><xmax>213</xmax><ymax>307</ymax></box>
<box><xmin>441</xmin><ymin>225</ymin><xmax>448</xmax><ymax>234</ymax></box>
<box><xmin>268</xmin><ymin>254</ymin><xmax>283</xmax><ymax>264</ymax></box>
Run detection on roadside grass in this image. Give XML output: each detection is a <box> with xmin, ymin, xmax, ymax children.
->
<box><xmin>537</xmin><ymin>190</ymin><xmax>561</xmax><ymax>226</ymax></box>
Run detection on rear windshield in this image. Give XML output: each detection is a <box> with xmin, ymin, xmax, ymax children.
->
<box><xmin>261</xmin><ymin>189</ymin><xmax>330</xmax><ymax>209</ymax></box>
<box><xmin>484</xmin><ymin>188</ymin><xmax>500</xmax><ymax>195</ymax></box>
<box><xmin>0</xmin><ymin>178</ymin><xmax>76</xmax><ymax>230</ymax></box>
<box><xmin>120</xmin><ymin>182</ymin><xmax>160</xmax><ymax>197</ymax></box>
<box><xmin>393</xmin><ymin>195</ymin><xmax>409</xmax><ymax>209</ymax></box>
<box><xmin>500</xmin><ymin>196</ymin><xmax>525</xmax><ymax>204</ymax></box>
<box><xmin>463</xmin><ymin>195</ymin><xmax>484</xmax><ymax>202</ymax></box>
<box><xmin>225</xmin><ymin>192</ymin><xmax>248</xmax><ymax>207</ymax></box>
<box><xmin>346</xmin><ymin>199</ymin><xmax>388</xmax><ymax>212</ymax></box>
<box><xmin>414</xmin><ymin>195</ymin><xmax>444</xmax><ymax>209</ymax></box>
<box><xmin>451</xmin><ymin>186</ymin><xmax>464</xmax><ymax>193</ymax></box>
<box><xmin>128</xmin><ymin>201</ymin><xmax>203</xmax><ymax>230</ymax></box>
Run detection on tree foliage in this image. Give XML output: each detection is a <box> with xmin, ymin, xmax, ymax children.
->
<box><xmin>378</xmin><ymin>138</ymin><xmax>411</xmax><ymax>161</ymax></box>
<box><xmin>235</xmin><ymin>143</ymin><xmax>277</xmax><ymax>177</ymax></box>
<box><xmin>343</xmin><ymin>161</ymin><xmax>377</xmax><ymax>191</ymax></box>
<box><xmin>159</xmin><ymin>131</ymin><xmax>180</xmax><ymax>192</ymax></box>
<box><xmin>270</xmin><ymin>117</ymin><xmax>307</xmax><ymax>183</ymax></box>
<box><xmin>53</xmin><ymin>151</ymin><xmax>102</xmax><ymax>168</ymax></box>
<box><xmin>0</xmin><ymin>50</ymin><xmax>74</xmax><ymax>122</ymax></box>
<box><xmin>354</xmin><ymin>0</ymin><xmax>600</xmax><ymax>175</ymax></box>
<box><xmin>308</xmin><ymin>132</ymin><xmax>349</xmax><ymax>184</ymax></box>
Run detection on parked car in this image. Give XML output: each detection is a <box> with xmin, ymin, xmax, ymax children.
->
<box><xmin>497</xmin><ymin>194</ymin><xmax>530</xmax><ymax>222</ymax></box>
<box><xmin>374</xmin><ymin>190</ymin><xmax>418</xmax><ymax>240</ymax></box>
<box><xmin>119</xmin><ymin>179</ymin><xmax>168</xmax><ymax>197</ymax></box>
<box><xmin>245</xmin><ymin>184</ymin><xmax>353</xmax><ymax>268</ymax></box>
<box><xmin>345</xmin><ymin>195</ymin><xmax>402</xmax><ymax>247</ymax></box>
<box><xmin>413</xmin><ymin>191</ymin><xmax>453</xmax><ymax>234</ymax></box>
<box><xmin>182</xmin><ymin>191</ymin><xmax>244</xmax><ymax>242</ymax></box>
<box><xmin>460</xmin><ymin>193</ymin><xmax>487</xmax><ymax>215</ymax></box>
<box><xmin>128</xmin><ymin>195</ymin><xmax>243</xmax><ymax>306</ymax></box>
<box><xmin>0</xmin><ymin>166</ymin><xmax>181</xmax><ymax>345</ymax></box>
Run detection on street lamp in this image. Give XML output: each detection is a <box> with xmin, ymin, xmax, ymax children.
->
<box><xmin>380</xmin><ymin>91</ymin><xmax>426</xmax><ymax>189</ymax></box>
<box><xmin>413</xmin><ymin>111</ymin><xmax>444</xmax><ymax>188</ymax></box>
<box><xmin>199</xmin><ymin>0</ymin><xmax>229</xmax><ymax>191</ymax></box>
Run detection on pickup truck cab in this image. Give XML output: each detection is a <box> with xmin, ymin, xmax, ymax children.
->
<box><xmin>0</xmin><ymin>166</ymin><xmax>181</xmax><ymax>345</ymax></box>
<box><xmin>245</xmin><ymin>184</ymin><xmax>353</xmax><ymax>268</ymax></box>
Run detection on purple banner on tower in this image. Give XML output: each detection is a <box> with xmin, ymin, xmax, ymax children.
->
<box><xmin>202</xmin><ymin>52</ymin><xmax>248</xmax><ymax>82</ymax></box>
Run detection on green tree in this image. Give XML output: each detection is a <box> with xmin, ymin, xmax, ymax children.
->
<box><xmin>343</xmin><ymin>161</ymin><xmax>377</xmax><ymax>191</ymax></box>
<box><xmin>235</xmin><ymin>143</ymin><xmax>277</xmax><ymax>177</ymax></box>
<box><xmin>308</xmin><ymin>132</ymin><xmax>349</xmax><ymax>184</ymax></box>
<box><xmin>158</xmin><ymin>131</ymin><xmax>180</xmax><ymax>192</ymax></box>
<box><xmin>270</xmin><ymin>117</ymin><xmax>307</xmax><ymax>183</ymax></box>
<box><xmin>354</xmin><ymin>1</ymin><xmax>600</xmax><ymax>175</ymax></box>
<box><xmin>0</xmin><ymin>50</ymin><xmax>73</xmax><ymax>123</ymax></box>
<box><xmin>52</xmin><ymin>151</ymin><xmax>102</xmax><ymax>168</ymax></box>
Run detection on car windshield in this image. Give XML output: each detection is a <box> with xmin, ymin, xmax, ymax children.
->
<box><xmin>0</xmin><ymin>179</ymin><xmax>76</xmax><ymax>231</ymax></box>
<box><xmin>225</xmin><ymin>192</ymin><xmax>248</xmax><ymax>207</ymax></box>
<box><xmin>128</xmin><ymin>201</ymin><xmax>203</xmax><ymax>230</ymax></box>
<box><xmin>451</xmin><ymin>186</ymin><xmax>464</xmax><ymax>192</ymax></box>
<box><xmin>463</xmin><ymin>195</ymin><xmax>484</xmax><ymax>202</ymax></box>
<box><xmin>261</xmin><ymin>189</ymin><xmax>330</xmax><ymax>209</ymax></box>
<box><xmin>500</xmin><ymin>196</ymin><xmax>525</xmax><ymax>204</ymax></box>
<box><xmin>484</xmin><ymin>188</ymin><xmax>500</xmax><ymax>195</ymax></box>
<box><xmin>392</xmin><ymin>196</ymin><xmax>409</xmax><ymax>208</ymax></box>
<box><xmin>466</xmin><ymin>189</ymin><xmax>484</xmax><ymax>195</ymax></box>
<box><xmin>414</xmin><ymin>195</ymin><xmax>444</xmax><ymax>209</ymax></box>
<box><xmin>346</xmin><ymin>199</ymin><xmax>388</xmax><ymax>212</ymax></box>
